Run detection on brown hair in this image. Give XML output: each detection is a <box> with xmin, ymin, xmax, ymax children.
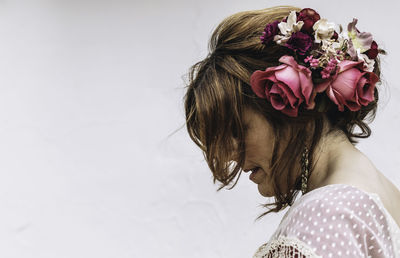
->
<box><xmin>183</xmin><ymin>6</ymin><xmax>383</xmax><ymax>220</ymax></box>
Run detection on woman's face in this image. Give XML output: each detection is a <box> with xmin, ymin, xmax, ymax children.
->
<box><xmin>240</xmin><ymin>108</ymin><xmax>279</xmax><ymax>197</ymax></box>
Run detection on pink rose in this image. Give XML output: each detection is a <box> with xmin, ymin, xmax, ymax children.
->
<box><xmin>315</xmin><ymin>60</ymin><xmax>379</xmax><ymax>111</ymax></box>
<box><xmin>250</xmin><ymin>55</ymin><xmax>316</xmax><ymax>117</ymax></box>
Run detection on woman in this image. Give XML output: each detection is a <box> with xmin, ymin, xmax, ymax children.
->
<box><xmin>184</xmin><ymin>5</ymin><xmax>400</xmax><ymax>258</ymax></box>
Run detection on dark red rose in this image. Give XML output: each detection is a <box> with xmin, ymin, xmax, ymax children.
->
<box><xmin>365</xmin><ymin>41</ymin><xmax>378</xmax><ymax>59</ymax></box>
<box><xmin>331</xmin><ymin>31</ymin><xmax>338</xmax><ymax>40</ymax></box>
<box><xmin>297</xmin><ymin>8</ymin><xmax>321</xmax><ymax>34</ymax></box>
<box><xmin>285</xmin><ymin>32</ymin><xmax>313</xmax><ymax>56</ymax></box>
<box><xmin>260</xmin><ymin>20</ymin><xmax>280</xmax><ymax>45</ymax></box>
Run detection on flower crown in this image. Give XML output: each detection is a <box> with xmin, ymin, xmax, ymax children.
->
<box><xmin>250</xmin><ymin>8</ymin><xmax>382</xmax><ymax>117</ymax></box>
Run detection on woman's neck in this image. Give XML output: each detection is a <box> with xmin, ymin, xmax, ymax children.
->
<box><xmin>306</xmin><ymin>129</ymin><xmax>360</xmax><ymax>193</ymax></box>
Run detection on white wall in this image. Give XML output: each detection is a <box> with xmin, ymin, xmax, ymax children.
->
<box><xmin>0</xmin><ymin>0</ymin><xmax>398</xmax><ymax>257</ymax></box>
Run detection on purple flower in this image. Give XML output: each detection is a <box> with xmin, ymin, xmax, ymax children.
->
<box><xmin>260</xmin><ymin>20</ymin><xmax>279</xmax><ymax>45</ymax></box>
<box><xmin>285</xmin><ymin>32</ymin><xmax>313</xmax><ymax>56</ymax></box>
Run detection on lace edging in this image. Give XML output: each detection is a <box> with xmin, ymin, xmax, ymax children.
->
<box><xmin>253</xmin><ymin>236</ymin><xmax>322</xmax><ymax>258</ymax></box>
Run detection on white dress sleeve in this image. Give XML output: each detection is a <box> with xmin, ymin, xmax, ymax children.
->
<box><xmin>253</xmin><ymin>184</ymin><xmax>399</xmax><ymax>258</ymax></box>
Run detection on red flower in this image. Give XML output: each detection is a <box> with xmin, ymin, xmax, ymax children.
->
<box><xmin>365</xmin><ymin>41</ymin><xmax>379</xmax><ymax>59</ymax></box>
<box><xmin>297</xmin><ymin>8</ymin><xmax>321</xmax><ymax>34</ymax></box>
<box><xmin>331</xmin><ymin>31</ymin><xmax>338</xmax><ymax>40</ymax></box>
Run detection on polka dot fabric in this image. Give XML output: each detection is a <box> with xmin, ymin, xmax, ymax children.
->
<box><xmin>253</xmin><ymin>184</ymin><xmax>400</xmax><ymax>258</ymax></box>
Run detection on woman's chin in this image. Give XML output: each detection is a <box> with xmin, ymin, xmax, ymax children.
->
<box><xmin>258</xmin><ymin>184</ymin><xmax>274</xmax><ymax>197</ymax></box>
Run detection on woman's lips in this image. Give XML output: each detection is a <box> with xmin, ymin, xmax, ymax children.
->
<box><xmin>249</xmin><ymin>167</ymin><xmax>261</xmax><ymax>182</ymax></box>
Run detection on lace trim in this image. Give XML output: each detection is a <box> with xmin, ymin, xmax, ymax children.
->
<box><xmin>253</xmin><ymin>236</ymin><xmax>322</xmax><ymax>258</ymax></box>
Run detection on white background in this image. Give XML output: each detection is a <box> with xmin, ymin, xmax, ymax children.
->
<box><xmin>0</xmin><ymin>0</ymin><xmax>398</xmax><ymax>257</ymax></box>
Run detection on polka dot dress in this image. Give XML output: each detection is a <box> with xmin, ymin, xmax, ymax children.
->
<box><xmin>253</xmin><ymin>184</ymin><xmax>400</xmax><ymax>258</ymax></box>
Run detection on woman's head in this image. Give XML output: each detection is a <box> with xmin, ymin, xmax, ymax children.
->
<box><xmin>184</xmin><ymin>6</ymin><xmax>383</xmax><ymax>217</ymax></box>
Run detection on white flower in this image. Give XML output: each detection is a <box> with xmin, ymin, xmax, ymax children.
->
<box><xmin>320</xmin><ymin>31</ymin><xmax>345</xmax><ymax>56</ymax></box>
<box><xmin>313</xmin><ymin>19</ymin><xmax>336</xmax><ymax>43</ymax></box>
<box><xmin>320</xmin><ymin>39</ymin><xmax>338</xmax><ymax>56</ymax></box>
<box><xmin>274</xmin><ymin>11</ymin><xmax>304</xmax><ymax>45</ymax></box>
<box><xmin>346</xmin><ymin>40</ymin><xmax>375</xmax><ymax>72</ymax></box>
<box><xmin>358</xmin><ymin>52</ymin><xmax>375</xmax><ymax>72</ymax></box>
<box><xmin>331</xmin><ymin>31</ymin><xmax>346</xmax><ymax>50</ymax></box>
<box><xmin>347</xmin><ymin>18</ymin><xmax>373</xmax><ymax>53</ymax></box>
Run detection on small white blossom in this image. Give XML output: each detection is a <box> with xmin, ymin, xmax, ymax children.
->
<box><xmin>313</xmin><ymin>19</ymin><xmax>336</xmax><ymax>43</ymax></box>
<box><xmin>331</xmin><ymin>31</ymin><xmax>346</xmax><ymax>50</ymax></box>
<box><xmin>358</xmin><ymin>52</ymin><xmax>375</xmax><ymax>72</ymax></box>
<box><xmin>274</xmin><ymin>11</ymin><xmax>304</xmax><ymax>45</ymax></box>
<box><xmin>321</xmin><ymin>39</ymin><xmax>338</xmax><ymax>56</ymax></box>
